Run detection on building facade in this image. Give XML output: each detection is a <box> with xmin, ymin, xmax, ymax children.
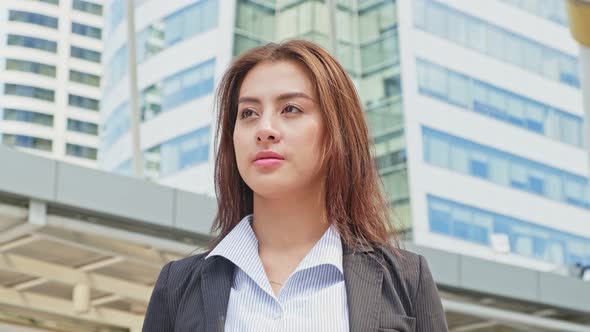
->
<box><xmin>0</xmin><ymin>0</ymin><xmax>104</xmax><ymax>168</ymax></box>
<box><xmin>100</xmin><ymin>0</ymin><xmax>590</xmax><ymax>274</ymax></box>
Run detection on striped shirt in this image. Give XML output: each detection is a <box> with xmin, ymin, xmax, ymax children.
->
<box><xmin>206</xmin><ymin>214</ymin><xmax>349</xmax><ymax>332</ymax></box>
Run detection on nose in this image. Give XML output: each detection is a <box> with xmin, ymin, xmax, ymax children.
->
<box><xmin>256</xmin><ymin>112</ymin><xmax>281</xmax><ymax>143</ymax></box>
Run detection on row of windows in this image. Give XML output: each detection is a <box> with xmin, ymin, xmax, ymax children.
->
<box><xmin>103</xmin><ymin>59</ymin><xmax>215</xmax><ymax>149</ymax></box>
<box><xmin>72</xmin><ymin>22</ymin><xmax>102</xmax><ymax>39</ymax></box>
<box><xmin>4</xmin><ymin>83</ymin><xmax>54</xmax><ymax>102</ymax></box>
<box><xmin>1</xmin><ymin>108</ymin><xmax>97</xmax><ymax>137</ymax></box>
<box><xmin>105</xmin><ymin>0</ymin><xmax>218</xmax><ymax>91</ymax></box>
<box><xmin>416</xmin><ymin>59</ymin><xmax>584</xmax><ymax>147</ymax></box>
<box><xmin>413</xmin><ymin>0</ymin><xmax>580</xmax><ymax>88</ymax></box>
<box><xmin>1</xmin><ymin>133</ymin><xmax>97</xmax><ymax>159</ymax></box>
<box><xmin>69</xmin><ymin>94</ymin><xmax>99</xmax><ymax>111</ymax></box>
<box><xmin>69</xmin><ymin>70</ymin><xmax>100</xmax><ymax>87</ymax></box>
<box><xmin>428</xmin><ymin>195</ymin><xmax>590</xmax><ymax>266</ymax></box>
<box><xmin>114</xmin><ymin>126</ymin><xmax>211</xmax><ymax>178</ymax></box>
<box><xmin>67</xmin><ymin>118</ymin><xmax>98</xmax><ymax>135</ymax></box>
<box><xmin>1</xmin><ymin>134</ymin><xmax>52</xmax><ymax>152</ymax></box>
<box><xmin>423</xmin><ymin>127</ymin><xmax>590</xmax><ymax>209</ymax></box>
<box><xmin>7</xmin><ymin>34</ymin><xmax>57</xmax><ymax>53</ymax></box>
<box><xmin>71</xmin><ymin>46</ymin><xmax>101</xmax><ymax>63</ymax></box>
<box><xmin>34</xmin><ymin>0</ymin><xmax>59</xmax><ymax>5</ymax></box>
<box><xmin>6</xmin><ymin>34</ymin><xmax>101</xmax><ymax>62</ymax></box>
<box><xmin>66</xmin><ymin>143</ymin><xmax>97</xmax><ymax>160</ymax></box>
<box><xmin>73</xmin><ymin>0</ymin><xmax>103</xmax><ymax>16</ymax></box>
<box><xmin>499</xmin><ymin>0</ymin><xmax>567</xmax><ymax>26</ymax></box>
<box><xmin>5</xmin><ymin>58</ymin><xmax>56</xmax><ymax>77</ymax></box>
<box><xmin>9</xmin><ymin>10</ymin><xmax>58</xmax><ymax>29</ymax></box>
<box><xmin>1</xmin><ymin>108</ymin><xmax>53</xmax><ymax>127</ymax></box>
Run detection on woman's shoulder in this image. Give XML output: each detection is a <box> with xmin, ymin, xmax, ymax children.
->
<box><xmin>161</xmin><ymin>251</ymin><xmax>212</xmax><ymax>282</ymax></box>
<box><xmin>377</xmin><ymin>245</ymin><xmax>433</xmax><ymax>287</ymax></box>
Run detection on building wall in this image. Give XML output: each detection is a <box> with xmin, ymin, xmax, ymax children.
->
<box><xmin>0</xmin><ymin>0</ymin><xmax>103</xmax><ymax>168</ymax></box>
<box><xmin>398</xmin><ymin>0</ymin><xmax>590</xmax><ymax>270</ymax></box>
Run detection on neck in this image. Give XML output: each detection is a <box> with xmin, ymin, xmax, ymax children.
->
<box><xmin>251</xmin><ymin>186</ymin><xmax>328</xmax><ymax>253</ymax></box>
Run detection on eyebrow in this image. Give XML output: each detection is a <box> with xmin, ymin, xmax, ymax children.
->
<box><xmin>238</xmin><ymin>92</ymin><xmax>314</xmax><ymax>104</ymax></box>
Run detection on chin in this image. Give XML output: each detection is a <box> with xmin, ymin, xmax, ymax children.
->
<box><xmin>247</xmin><ymin>179</ymin><xmax>296</xmax><ymax>198</ymax></box>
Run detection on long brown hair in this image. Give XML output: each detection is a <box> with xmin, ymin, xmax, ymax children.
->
<box><xmin>210</xmin><ymin>39</ymin><xmax>397</xmax><ymax>252</ymax></box>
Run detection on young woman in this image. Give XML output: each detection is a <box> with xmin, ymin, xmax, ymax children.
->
<box><xmin>143</xmin><ymin>40</ymin><xmax>448</xmax><ymax>332</ymax></box>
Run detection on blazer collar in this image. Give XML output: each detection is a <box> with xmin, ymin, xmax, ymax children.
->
<box><xmin>199</xmin><ymin>241</ymin><xmax>383</xmax><ymax>332</ymax></box>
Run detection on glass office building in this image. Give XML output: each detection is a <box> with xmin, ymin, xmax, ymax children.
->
<box><xmin>0</xmin><ymin>0</ymin><xmax>104</xmax><ymax>168</ymax></box>
<box><xmin>101</xmin><ymin>0</ymin><xmax>590</xmax><ymax>271</ymax></box>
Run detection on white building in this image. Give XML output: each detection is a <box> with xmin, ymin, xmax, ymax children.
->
<box><xmin>0</xmin><ymin>0</ymin><xmax>103</xmax><ymax>168</ymax></box>
<box><xmin>100</xmin><ymin>0</ymin><xmax>590</xmax><ymax>275</ymax></box>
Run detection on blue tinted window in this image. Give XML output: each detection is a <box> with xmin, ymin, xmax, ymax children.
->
<box><xmin>107</xmin><ymin>0</ymin><xmax>219</xmax><ymax>91</ymax></box>
<box><xmin>113</xmin><ymin>126</ymin><xmax>210</xmax><ymax>178</ymax></box>
<box><xmin>67</xmin><ymin>118</ymin><xmax>98</xmax><ymax>135</ymax></box>
<box><xmin>4</xmin><ymin>84</ymin><xmax>54</xmax><ymax>102</ymax></box>
<box><xmin>499</xmin><ymin>0</ymin><xmax>567</xmax><ymax>26</ymax></box>
<box><xmin>423</xmin><ymin>126</ymin><xmax>590</xmax><ymax>209</ymax></box>
<box><xmin>68</xmin><ymin>94</ymin><xmax>99</xmax><ymax>111</ymax></box>
<box><xmin>7</xmin><ymin>34</ymin><xmax>57</xmax><ymax>53</ymax></box>
<box><xmin>5</xmin><ymin>58</ymin><xmax>56</xmax><ymax>77</ymax></box>
<box><xmin>428</xmin><ymin>195</ymin><xmax>590</xmax><ymax>266</ymax></box>
<box><xmin>9</xmin><ymin>10</ymin><xmax>58</xmax><ymax>28</ymax></box>
<box><xmin>162</xmin><ymin>59</ymin><xmax>215</xmax><ymax>110</ymax></box>
<box><xmin>416</xmin><ymin>59</ymin><xmax>584</xmax><ymax>147</ymax></box>
<box><xmin>107</xmin><ymin>0</ymin><xmax>125</xmax><ymax>33</ymax></box>
<box><xmin>2</xmin><ymin>108</ymin><xmax>53</xmax><ymax>126</ymax></box>
<box><xmin>102</xmin><ymin>59</ymin><xmax>215</xmax><ymax>152</ymax></box>
<box><xmin>102</xmin><ymin>101</ymin><xmax>130</xmax><ymax>149</ymax></box>
<box><xmin>66</xmin><ymin>143</ymin><xmax>97</xmax><ymax>160</ymax></box>
<box><xmin>71</xmin><ymin>46</ymin><xmax>101</xmax><ymax>63</ymax></box>
<box><xmin>414</xmin><ymin>0</ymin><xmax>579</xmax><ymax>87</ymax></box>
<box><xmin>73</xmin><ymin>0</ymin><xmax>103</xmax><ymax>15</ymax></box>
<box><xmin>2</xmin><ymin>134</ymin><xmax>52</xmax><ymax>151</ymax></box>
<box><xmin>72</xmin><ymin>22</ymin><xmax>102</xmax><ymax>39</ymax></box>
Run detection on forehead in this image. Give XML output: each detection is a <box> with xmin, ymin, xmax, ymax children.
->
<box><xmin>238</xmin><ymin>60</ymin><xmax>315</xmax><ymax>99</ymax></box>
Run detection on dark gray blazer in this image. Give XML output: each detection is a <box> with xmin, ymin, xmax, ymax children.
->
<box><xmin>142</xmin><ymin>244</ymin><xmax>448</xmax><ymax>332</ymax></box>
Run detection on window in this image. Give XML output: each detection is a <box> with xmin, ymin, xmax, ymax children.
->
<box><xmin>160</xmin><ymin>127</ymin><xmax>210</xmax><ymax>176</ymax></box>
<box><xmin>67</xmin><ymin>119</ymin><xmax>98</xmax><ymax>135</ymax></box>
<box><xmin>2</xmin><ymin>134</ymin><xmax>52</xmax><ymax>151</ymax></box>
<box><xmin>4</xmin><ymin>84</ymin><xmax>54</xmax><ymax>102</ymax></box>
<box><xmin>34</xmin><ymin>0</ymin><xmax>59</xmax><ymax>4</ymax></box>
<box><xmin>68</xmin><ymin>94</ymin><xmax>99</xmax><ymax>111</ymax></box>
<box><xmin>102</xmin><ymin>101</ymin><xmax>130</xmax><ymax>149</ymax></box>
<box><xmin>66</xmin><ymin>143</ymin><xmax>97</xmax><ymax>160</ymax></box>
<box><xmin>72</xmin><ymin>22</ymin><xmax>102</xmax><ymax>39</ymax></box>
<box><xmin>71</xmin><ymin>46</ymin><xmax>101</xmax><ymax>63</ymax></box>
<box><xmin>423</xmin><ymin>127</ymin><xmax>590</xmax><ymax>209</ymax></box>
<box><xmin>162</xmin><ymin>59</ymin><xmax>215</xmax><ymax>110</ymax></box>
<box><xmin>7</xmin><ymin>34</ymin><xmax>57</xmax><ymax>53</ymax></box>
<box><xmin>416</xmin><ymin>59</ymin><xmax>584</xmax><ymax>147</ymax></box>
<box><xmin>73</xmin><ymin>0</ymin><xmax>103</xmax><ymax>15</ymax></box>
<box><xmin>2</xmin><ymin>108</ymin><xmax>53</xmax><ymax>126</ymax></box>
<box><xmin>69</xmin><ymin>70</ymin><xmax>100</xmax><ymax>87</ymax></box>
<box><xmin>9</xmin><ymin>10</ymin><xmax>58</xmax><ymax>29</ymax></box>
<box><xmin>5</xmin><ymin>59</ymin><xmax>56</xmax><ymax>77</ymax></box>
<box><xmin>414</xmin><ymin>0</ymin><xmax>579</xmax><ymax>88</ymax></box>
<box><xmin>427</xmin><ymin>195</ymin><xmax>590</xmax><ymax>266</ymax></box>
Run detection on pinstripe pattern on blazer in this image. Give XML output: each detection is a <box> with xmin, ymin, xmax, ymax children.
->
<box><xmin>142</xmin><ymin>243</ymin><xmax>449</xmax><ymax>332</ymax></box>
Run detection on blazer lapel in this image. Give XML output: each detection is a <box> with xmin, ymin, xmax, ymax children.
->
<box><xmin>343</xmin><ymin>243</ymin><xmax>383</xmax><ymax>332</ymax></box>
<box><xmin>201</xmin><ymin>256</ymin><xmax>234</xmax><ymax>332</ymax></box>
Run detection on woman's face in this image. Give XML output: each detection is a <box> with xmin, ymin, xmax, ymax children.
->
<box><xmin>233</xmin><ymin>60</ymin><xmax>326</xmax><ymax>198</ymax></box>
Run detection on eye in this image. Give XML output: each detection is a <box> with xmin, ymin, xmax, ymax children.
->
<box><xmin>282</xmin><ymin>104</ymin><xmax>302</xmax><ymax>114</ymax></box>
<box><xmin>239</xmin><ymin>108</ymin><xmax>256</xmax><ymax>119</ymax></box>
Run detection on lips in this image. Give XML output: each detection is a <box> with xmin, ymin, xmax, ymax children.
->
<box><xmin>254</xmin><ymin>150</ymin><xmax>285</xmax><ymax>161</ymax></box>
<box><xmin>253</xmin><ymin>150</ymin><xmax>284</xmax><ymax>168</ymax></box>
